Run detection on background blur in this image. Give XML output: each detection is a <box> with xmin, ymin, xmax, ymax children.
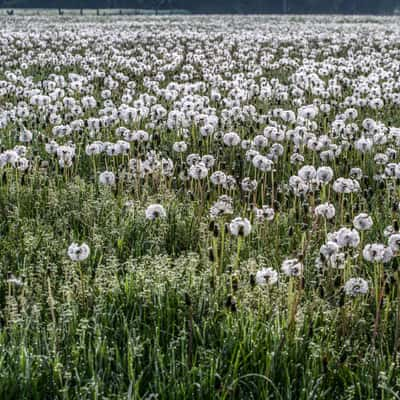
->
<box><xmin>1</xmin><ymin>0</ymin><xmax>400</xmax><ymax>15</ymax></box>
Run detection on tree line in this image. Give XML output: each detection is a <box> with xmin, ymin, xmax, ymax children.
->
<box><xmin>1</xmin><ymin>0</ymin><xmax>399</xmax><ymax>14</ymax></box>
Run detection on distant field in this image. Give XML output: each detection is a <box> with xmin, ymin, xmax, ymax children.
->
<box><xmin>1</xmin><ymin>14</ymin><xmax>400</xmax><ymax>400</ymax></box>
<box><xmin>0</xmin><ymin>7</ymin><xmax>191</xmax><ymax>15</ymax></box>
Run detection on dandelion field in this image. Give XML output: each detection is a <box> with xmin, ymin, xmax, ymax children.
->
<box><xmin>2</xmin><ymin>13</ymin><xmax>400</xmax><ymax>399</ymax></box>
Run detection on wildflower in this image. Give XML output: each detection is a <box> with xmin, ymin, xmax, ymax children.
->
<box><xmin>86</xmin><ymin>142</ymin><xmax>104</xmax><ymax>156</ymax></box>
<box><xmin>223</xmin><ymin>132</ymin><xmax>241</xmax><ymax>147</ymax></box>
<box><xmin>189</xmin><ymin>162</ymin><xmax>208</xmax><ymax>180</ymax></box>
<box><xmin>281</xmin><ymin>259</ymin><xmax>303</xmax><ymax>276</ymax></box>
<box><xmin>200</xmin><ymin>124</ymin><xmax>214</xmax><ymax>137</ymax></box>
<box><xmin>132</xmin><ymin>130</ymin><xmax>149</xmax><ymax>142</ymax></box>
<box><xmin>316</xmin><ymin>166</ymin><xmax>334</xmax><ymax>184</ymax></box>
<box><xmin>271</xmin><ymin>143</ymin><xmax>284</xmax><ymax>157</ymax></box>
<box><xmin>329</xmin><ymin>252</ymin><xmax>346</xmax><ymax>269</ymax></box>
<box><xmin>57</xmin><ymin>145</ymin><xmax>75</xmax><ymax>161</ymax></box>
<box><xmin>349</xmin><ymin>168</ymin><xmax>363</xmax><ymax>180</ymax></box>
<box><xmin>229</xmin><ymin>217</ymin><xmax>252</xmax><ymax>237</ymax></box>
<box><xmin>68</xmin><ymin>243</ymin><xmax>90</xmax><ymax>262</ymax></box>
<box><xmin>99</xmin><ymin>171</ymin><xmax>116</xmax><ymax>185</ymax></box>
<box><xmin>320</xmin><ymin>241</ymin><xmax>339</xmax><ymax>258</ymax></box>
<box><xmin>14</xmin><ymin>157</ymin><xmax>29</xmax><ymax>171</ymax></box>
<box><xmin>344</xmin><ymin>278</ymin><xmax>369</xmax><ymax>296</ymax></box>
<box><xmin>314</xmin><ymin>203</ymin><xmax>336</xmax><ymax>219</ymax></box>
<box><xmin>186</xmin><ymin>153</ymin><xmax>201</xmax><ymax>166</ymax></box>
<box><xmin>333</xmin><ymin>178</ymin><xmax>359</xmax><ymax>194</ymax></box>
<box><xmin>223</xmin><ymin>175</ymin><xmax>237</xmax><ymax>190</ymax></box>
<box><xmin>241</xmin><ymin>140</ymin><xmax>252</xmax><ymax>150</ymax></box>
<box><xmin>13</xmin><ymin>145</ymin><xmax>27</xmax><ymax>157</ymax></box>
<box><xmin>290</xmin><ymin>153</ymin><xmax>304</xmax><ymax>165</ymax></box>
<box><xmin>355</xmin><ymin>137</ymin><xmax>373</xmax><ymax>153</ymax></box>
<box><xmin>1</xmin><ymin>150</ymin><xmax>18</xmax><ymax>166</ymax></box>
<box><xmin>374</xmin><ymin>153</ymin><xmax>388</xmax><ymax>165</ymax></box>
<box><xmin>45</xmin><ymin>140</ymin><xmax>59</xmax><ymax>154</ymax></box>
<box><xmin>201</xmin><ymin>155</ymin><xmax>215</xmax><ymax>168</ymax></box>
<box><xmin>241</xmin><ymin>178</ymin><xmax>258</xmax><ymax>192</ymax></box>
<box><xmin>145</xmin><ymin>204</ymin><xmax>166</xmax><ymax>220</ymax></box>
<box><xmin>363</xmin><ymin>244</ymin><xmax>393</xmax><ymax>263</ymax></box>
<box><xmin>253</xmin><ymin>135</ymin><xmax>268</xmax><ymax>148</ymax></box>
<box><xmin>298</xmin><ymin>165</ymin><xmax>316</xmax><ymax>182</ymax></box>
<box><xmin>388</xmin><ymin>234</ymin><xmax>400</xmax><ymax>252</ymax></box>
<box><xmin>19</xmin><ymin>129</ymin><xmax>33</xmax><ymax>142</ymax></box>
<box><xmin>59</xmin><ymin>158</ymin><xmax>73</xmax><ymax>168</ymax></box>
<box><xmin>255</xmin><ymin>268</ymin><xmax>278</xmax><ymax>285</ymax></box>
<box><xmin>209</xmin><ymin>198</ymin><xmax>233</xmax><ymax>218</ymax></box>
<box><xmin>173</xmin><ymin>141</ymin><xmax>188</xmax><ymax>153</ymax></box>
<box><xmin>299</xmin><ymin>105</ymin><xmax>318</xmax><ymax>120</ymax></box>
<box><xmin>210</xmin><ymin>171</ymin><xmax>227</xmax><ymax>186</ymax></box>
<box><xmin>384</xmin><ymin>225</ymin><xmax>396</xmax><ymax>237</ymax></box>
<box><xmin>337</xmin><ymin>228</ymin><xmax>360</xmax><ymax>248</ymax></box>
<box><xmin>254</xmin><ymin>206</ymin><xmax>275</xmax><ymax>222</ymax></box>
<box><xmin>289</xmin><ymin>175</ymin><xmax>309</xmax><ymax>196</ymax></box>
<box><xmin>7</xmin><ymin>274</ymin><xmax>23</xmax><ymax>287</ymax></box>
<box><xmin>353</xmin><ymin>213</ymin><xmax>373</xmax><ymax>231</ymax></box>
<box><xmin>252</xmin><ymin>155</ymin><xmax>273</xmax><ymax>172</ymax></box>
<box><xmin>362</xmin><ymin>118</ymin><xmax>376</xmax><ymax>131</ymax></box>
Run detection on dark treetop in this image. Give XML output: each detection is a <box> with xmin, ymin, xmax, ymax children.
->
<box><xmin>1</xmin><ymin>0</ymin><xmax>400</xmax><ymax>14</ymax></box>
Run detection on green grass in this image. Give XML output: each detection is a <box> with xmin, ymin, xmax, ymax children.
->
<box><xmin>2</xmin><ymin>13</ymin><xmax>400</xmax><ymax>400</ymax></box>
<box><xmin>0</xmin><ymin>173</ymin><xmax>399</xmax><ymax>399</ymax></box>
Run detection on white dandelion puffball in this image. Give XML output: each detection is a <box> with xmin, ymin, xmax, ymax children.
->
<box><xmin>281</xmin><ymin>259</ymin><xmax>303</xmax><ymax>277</ymax></box>
<box><xmin>99</xmin><ymin>171</ymin><xmax>116</xmax><ymax>185</ymax></box>
<box><xmin>336</xmin><ymin>228</ymin><xmax>360</xmax><ymax>248</ymax></box>
<box><xmin>229</xmin><ymin>217</ymin><xmax>252</xmax><ymax>237</ymax></box>
<box><xmin>388</xmin><ymin>234</ymin><xmax>400</xmax><ymax>252</ymax></box>
<box><xmin>314</xmin><ymin>203</ymin><xmax>336</xmax><ymax>219</ymax></box>
<box><xmin>223</xmin><ymin>132</ymin><xmax>241</xmax><ymax>147</ymax></box>
<box><xmin>19</xmin><ymin>130</ymin><xmax>33</xmax><ymax>143</ymax></box>
<box><xmin>145</xmin><ymin>204</ymin><xmax>167</xmax><ymax>220</ymax></box>
<box><xmin>344</xmin><ymin>278</ymin><xmax>369</xmax><ymax>297</ymax></box>
<box><xmin>255</xmin><ymin>268</ymin><xmax>278</xmax><ymax>285</ymax></box>
<box><xmin>353</xmin><ymin>213</ymin><xmax>373</xmax><ymax>231</ymax></box>
<box><xmin>189</xmin><ymin>162</ymin><xmax>208</xmax><ymax>180</ymax></box>
<box><xmin>362</xmin><ymin>243</ymin><xmax>393</xmax><ymax>263</ymax></box>
<box><xmin>173</xmin><ymin>141</ymin><xmax>187</xmax><ymax>153</ymax></box>
<box><xmin>68</xmin><ymin>243</ymin><xmax>90</xmax><ymax>262</ymax></box>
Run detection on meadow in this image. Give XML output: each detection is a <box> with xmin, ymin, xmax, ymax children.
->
<box><xmin>1</xmin><ymin>13</ymin><xmax>400</xmax><ymax>399</ymax></box>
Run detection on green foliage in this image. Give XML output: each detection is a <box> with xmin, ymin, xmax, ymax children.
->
<box><xmin>1</xmin><ymin>253</ymin><xmax>400</xmax><ymax>399</ymax></box>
